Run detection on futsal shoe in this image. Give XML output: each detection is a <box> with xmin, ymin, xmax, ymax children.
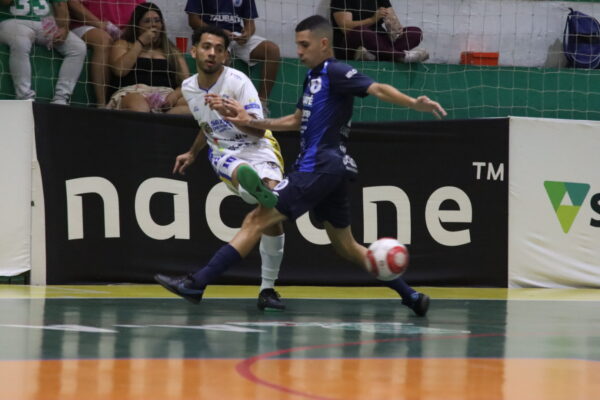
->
<box><xmin>257</xmin><ymin>288</ymin><xmax>286</xmax><ymax>311</ymax></box>
<box><xmin>154</xmin><ymin>274</ymin><xmax>204</xmax><ymax>304</ymax></box>
<box><xmin>404</xmin><ymin>292</ymin><xmax>430</xmax><ymax>317</ymax></box>
<box><xmin>237</xmin><ymin>165</ymin><xmax>278</xmax><ymax>208</ymax></box>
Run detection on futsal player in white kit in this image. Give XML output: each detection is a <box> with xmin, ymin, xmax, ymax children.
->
<box><xmin>166</xmin><ymin>25</ymin><xmax>285</xmax><ymax>310</ymax></box>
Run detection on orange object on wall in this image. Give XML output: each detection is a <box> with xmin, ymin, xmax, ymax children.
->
<box><xmin>460</xmin><ymin>51</ymin><xmax>499</xmax><ymax>66</ymax></box>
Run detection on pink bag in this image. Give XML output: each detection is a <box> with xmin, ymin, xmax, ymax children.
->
<box><xmin>40</xmin><ymin>16</ymin><xmax>59</xmax><ymax>49</ymax></box>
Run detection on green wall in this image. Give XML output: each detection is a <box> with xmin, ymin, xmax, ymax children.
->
<box><xmin>2</xmin><ymin>45</ymin><xmax>599</xmax><ymax>121</ymax></box>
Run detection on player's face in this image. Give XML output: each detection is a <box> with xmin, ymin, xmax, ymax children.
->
<box><xmin>191</xmin><ymin>33</ymin><xmax>227</xmax><ymax>75</ymax></box>
<box><xmin>295</xmin><ymin>30</ymin><xmax>327</xmax><ymax>68</ymax></box>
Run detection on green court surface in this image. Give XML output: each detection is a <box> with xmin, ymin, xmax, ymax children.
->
<box><xmin>0</xmin><ymin>285</ymin><xmax>598</xmax><ymax>400</ymax></box>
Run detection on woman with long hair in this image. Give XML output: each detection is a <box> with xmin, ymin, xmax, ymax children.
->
<box><xmin>68</xmin><ymin>0</ymin><xmax>145</xmax><ymax>108</ymax></box>
<box><xmin>108</xmin><ymin>2</ymin><xmax>190</xmax><ymax>113</ymax></box>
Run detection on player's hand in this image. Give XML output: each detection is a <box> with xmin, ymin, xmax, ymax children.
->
<box><xmin>173</xmin><ymin>152</ymin><xmax>195</xmax><ymax>175</ymax></box>
<box><xmin>414</xmin><ymin>96</ymin><xmax>447</xmax><ymax>119</ymax></box>
<box><xmin>205</xmin><ymin>93</ymin><xmax>237</xmax><ymax>117</ymax></box>
<box><xmin>222</xmin><ymin>98</ymin><xmax>252</xmax><ymax>126</ymax></box>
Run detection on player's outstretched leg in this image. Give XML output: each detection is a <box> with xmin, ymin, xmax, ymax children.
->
<box><xmin>324</xmin><ymin>223</ymin><xmax>430</xmax><ymax>317</ymax></box>
<box><xmin>154</xmin><ymin>274</ymin><xmax>204</xmax><ymax>304</ymax></box>
<box><xmin>384</xmin><ymin>278</ymin><xmax>430</xmax><ymax>317</ymax></box>
<box><xmin>155</xmin><ymin>244</ymin><xmax>243</xmax><ymax>304</ymax></box>
<box><xmin>237</xmin><ymin>165</ymin><xmax>278</xmax><ymax>208</ymax></box>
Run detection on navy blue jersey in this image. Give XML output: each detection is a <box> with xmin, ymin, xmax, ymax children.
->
<box><xmin>294</xmin><ymin>58</ymin><xmax>374</xmax><ymax>174</ymax></box>
<box><xmin>185</xmin><ymin>0</ymin><xmax>258</xmax><ymax>33</ymax></box>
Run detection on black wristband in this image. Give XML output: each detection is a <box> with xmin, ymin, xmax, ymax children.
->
<box><xmin>136</xmin><ymin>38</ymin><xmax>144</xmax><ymax>47</ymax></box>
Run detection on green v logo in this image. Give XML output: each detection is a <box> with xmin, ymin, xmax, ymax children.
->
<box><xmin>544</xmin><ymin>181</ymin><xmax>590</xmax><ymax>233</ymax></box>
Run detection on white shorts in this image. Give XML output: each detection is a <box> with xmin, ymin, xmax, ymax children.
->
<box><xmin>229</xmin><ymin>34</ymin><xmax>265</xmax><ymax>67</ymax></box>
<box><xmin>210</xmin><ymin>152</ymin><xmax>283</xmax><ymax>204</ymax></box>
<box><xmin>71</xmin><ymin>25</ymin><xmax>95</xmax><ymax>38</ymax></box>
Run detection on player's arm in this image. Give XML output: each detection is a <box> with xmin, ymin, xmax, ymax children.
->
<box><xmin>247</xmin><ymin>111</ymin><xmax>302</xmax><ymax>132</ymax></box>
<box><xmin>203</xmin><ymin>94</ymin><xmax>264</xmax><ymax>137</ymax></box>
<box><xmin>367</xmin><ymin>83</ymin><xmax>447</xmax><ymax>119</ymax></box>
<box><xmin>173</xmin><ymin>129</ymin><xmax>207</xmax><ymax>175</ymax></box>
<box><xmin>224</xmin><ymin>98</ymin><xmax>302</xmax><ymax>131</ymax></box>
<box><xmin>236</xmin><ymin>116</ymin><xmax>267</xmax><ymax>137</ymax></box>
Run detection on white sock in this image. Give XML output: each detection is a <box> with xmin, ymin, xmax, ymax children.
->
<box><xmin>259</xmin><ymin>233</ymin><xmax>284</xmax><ymax>291</ymax></box>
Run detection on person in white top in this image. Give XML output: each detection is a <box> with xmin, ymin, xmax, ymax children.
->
<box><xmin>171</xmin><ymin>25</ymin><xmax>285</xmax><ymax>311</ymax></box>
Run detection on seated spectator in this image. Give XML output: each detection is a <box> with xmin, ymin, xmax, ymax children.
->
<box><xmin>185</xmin><ymin>0</ymin><xmax>280</xmax><ymax>112</ymax></box>
<box><xmin>107</xmin><ymin>2</ymin><xmax>190</xmax><ymax>113</ymax></box>
<box><xmin>0</xmin><ymin>0</ymin><xmax>86</xmax><ymax>104</ymax></box>
<box><xmin>68</xmin><ymin>0</ymin><xmax>146</xmax><ymax>107</ymax></box>
<box><xmin>330</xmin><ymin>0</ymin><xmax>428</xmax><ymax>63</ymax></box>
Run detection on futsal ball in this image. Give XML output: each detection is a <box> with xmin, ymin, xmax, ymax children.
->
<box><xmin>365</xmin><ymin>238</ymin><xmax>409</xmax><ymax>281</ymax></box>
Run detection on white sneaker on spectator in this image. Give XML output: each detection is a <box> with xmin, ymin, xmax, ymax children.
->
<box><xmin>354</xmin><ymin>46</ymin><xmax>376</xmax><ymax>61</ymax></box>
<box><xmin>403</xmin><ymin>48</ymin><xmax>429</xmax><ymax>63</ymax></box>
<box><xmin>51</xmin><ymin>98</ymin><xmax>69</xmax><ymax>105</ymax></box>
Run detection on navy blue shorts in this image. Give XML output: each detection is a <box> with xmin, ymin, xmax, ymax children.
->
<box><xmin>274</xmin><ymin>171</ymin><xmax>351</xmax><ymax>228</ymax></box>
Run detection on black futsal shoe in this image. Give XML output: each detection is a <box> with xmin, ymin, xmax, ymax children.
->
<box><xmin>257</xmin><ymin>288</ymin><xmax>286</xmax><ymax>311</ymax></box>
<box><xmin>404</xmin><ymin>292</ymin><xmax>430</xmax><ymax>317</ymax></box>
<box><xmin>154</xmin><ymin>274</ymin><xmax>204</xmax><ymax>304</ymax></box>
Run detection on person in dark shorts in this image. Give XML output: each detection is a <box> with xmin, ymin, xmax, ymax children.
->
<box><xmin>154</xmin><ymin>15</ymin><xmax>446</xmax><ymax>316</ymax></box>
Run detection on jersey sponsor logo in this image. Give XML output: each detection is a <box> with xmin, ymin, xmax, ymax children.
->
<box><xmin>244</xmin><ymin>103</ymin><xmax>261</xmax><ymax>110</ymax></box>
<box><xmin>210</xmin><ymin>14</ymin><xmax>242</xmax><ymax>24</ymax></box>
<box><xmin>210</xmin><ymin>119</ymin><xmax>233</xmax><ymax>132</ymax></box>
<box><xmin>345</xmin><ymin>68</ymin><xmax>358</xmax><ymax>79</ymax></box>
<box><xmin>303</xmin><ymin>95</ymin><xmax>313</xmax><ymax>106</ymax></box>
<box><xmin>301</xmin><ymin>109</ymin><xmax>311</xmax><ymax>122</ymax></box>
<box><xmin>309</xmin><ymin>77</ymin><xmax>322</xmax><ymax>94</ymax></box>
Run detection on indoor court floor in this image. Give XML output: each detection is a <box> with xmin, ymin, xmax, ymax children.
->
<box><xmin>0</xmin><ymin>285</ymin><xmax>598</xmax><ymax>400</ymax></box>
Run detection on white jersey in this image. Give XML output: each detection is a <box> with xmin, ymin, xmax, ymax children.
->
<box><xmin>182</xmin><ymin>67</ymin><xmax>281</xmax><ymax>167</ymax></box>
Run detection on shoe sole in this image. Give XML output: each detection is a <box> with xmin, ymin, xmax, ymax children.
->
<box><xmin>154</xmin><ymin>274</ymin><xmax>202</xmax><ymax>305</ymax></box>
<box><xmin>237</xmin><ymin>165</ymin><xmax>277</xmax><ymax>208</ymax></box>
<box><xmin>257</xmin><ymin>302</ymin><xmax>286</xmax><ymax>311</ymax></box>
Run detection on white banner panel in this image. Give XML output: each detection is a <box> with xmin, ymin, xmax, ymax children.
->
<box><xmin>509</xmin><ymin>117</ymin><xmax>600</xmax><ymax>287</ymax></box>
<box><xmin>0</xmin><ymin>100</ymin><xmax>34</xmax><ymax>276</ymax></box>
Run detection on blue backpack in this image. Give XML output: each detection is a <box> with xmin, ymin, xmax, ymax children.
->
<box><xmin>563</xmin><ymin>8</ymin><xmax>600</xmax><ymax>69</ymax></box>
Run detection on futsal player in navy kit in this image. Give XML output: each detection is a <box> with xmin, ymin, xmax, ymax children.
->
<box><xmin>155</xmin><ymin>15</ymin><xmax>446</xmax><ymax>316</ymax></box>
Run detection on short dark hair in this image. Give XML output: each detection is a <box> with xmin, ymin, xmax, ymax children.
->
<box><xmin>191</xmin><ymin>25</ymin><xmax>230</xmax><ymax>48</ymax></box>
<box><xmin>295</xmin><ymin>15</ymin><xmax>332</xmax><ymax>34</ymax></box>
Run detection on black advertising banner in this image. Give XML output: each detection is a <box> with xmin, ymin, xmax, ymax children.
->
<box><xmin>34</xmin><ymin>103</ymin><xmax>508</xmax><ymax>286</ymax></box>
<box><xmin>349</xmin><ymin>119</ymin><xmax>509</xmax><ymax>286</ymax></box>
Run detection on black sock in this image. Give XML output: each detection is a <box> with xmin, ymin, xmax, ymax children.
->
<box><xmin>190</xmin><ymin>244</ymin><xmax>242</xmax><ymax>289</ymax></box>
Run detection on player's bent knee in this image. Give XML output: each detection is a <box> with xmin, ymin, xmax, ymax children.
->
<box><xmin>241</xmin><ymin>207</ymin><xmax>283</xmax><ymax>235</ymax></box>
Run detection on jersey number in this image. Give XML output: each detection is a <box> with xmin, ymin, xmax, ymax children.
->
<box><xmin>10</xmin><ymin>0</ymin><xmax>50</xmax><ymax>16</ymax></box>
